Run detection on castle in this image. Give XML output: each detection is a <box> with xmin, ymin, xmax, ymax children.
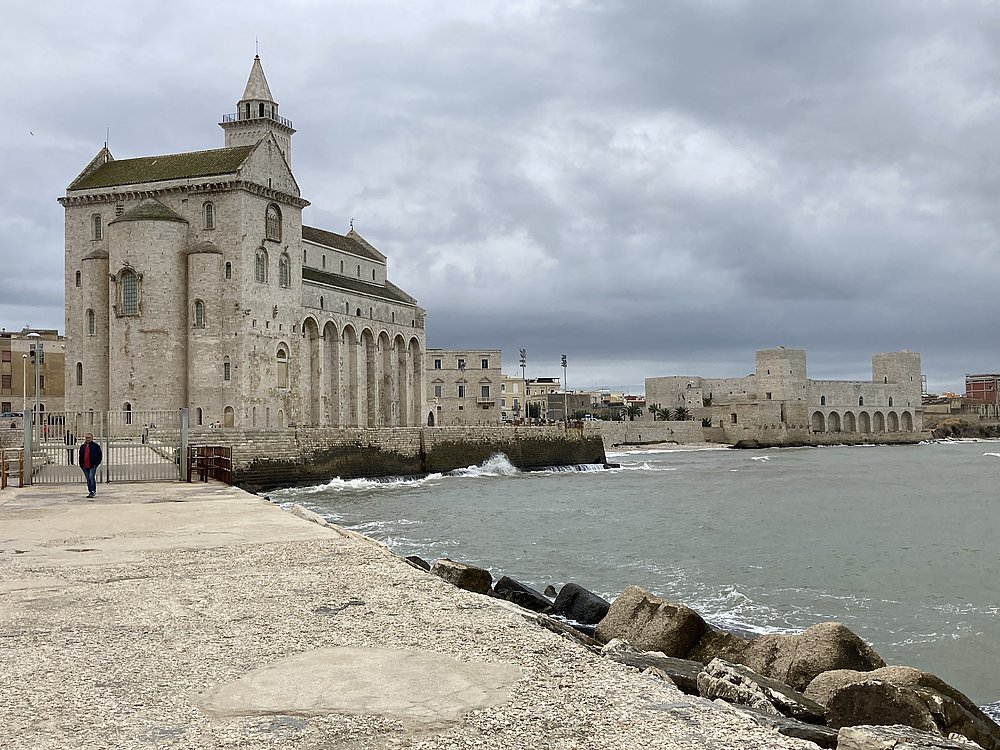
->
<box><xmin>646</xmin><ymin>348</ymin><xmax>923</xmax><ymax>445</ymax></box>
<box><xmin>60</xmin><ymin>57</ymin><xmax>426</xmax><ymax>429</ymax></box>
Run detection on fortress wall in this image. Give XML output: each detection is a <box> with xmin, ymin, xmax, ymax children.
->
<box><xmin>189</xmin><ymin>425</ymin><xmax>606</xmax><ymax>492</ymax></box>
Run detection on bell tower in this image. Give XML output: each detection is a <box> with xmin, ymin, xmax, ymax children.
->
<box><xmin>219</xmin><ymin>55</ymin><xmax>295</xmax><ymax>165</ymax></box>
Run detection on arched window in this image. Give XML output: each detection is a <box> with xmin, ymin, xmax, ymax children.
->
<box><xmin>92</xmin><ymin>214</ymin><xmax>103</xmax><ymax>240</ymax></box>
<box><xmin>319</xmin><ymin>296</ymin><xmax>324</xmax><ymax>309</ymax></box>
<box><xmin>86</xmin><ymin>309</ymin><xmax>95</xmax><ymax>336</ymax></box>
<box><xmin>276</xmin><ymin>347</ymin><xmax>289</xmax><ymax>388</ymax></box>
<box><xmin>75</xmin><ymin>270</ymin><xmax>81</xmax><ymax>288</ymax></box>
<box><xmin>279</xmin><ymin>253</ymin><xmax>290</xmax><ymax>288</ymax></box>
<box><xmin>124</xmin><ymin>402</ymin><xmax>132</xmax><ymax>425</ymax></box>
<box><xmin>76</xmin><ymin>362</ymin><xmax>83</xmax><ymax>386</ymax></box>
<box><xmin>265</xmin><ymin>204</ymin><xmax>281</xmax><ymax>241</ymax></box>
<box><xmin>119</xmin><ymin>268</ymin><xmax>139</xmax><ymax>316</ymax></box>
<box><xmin>372</xmin><ymin>268</ymin><xmax>376</xmax><ymax>280</ymax></box>
<box><xmin>204</xmin><ymin>202</ymin><xmax>215</xmax><ymax>230</ymax></box>
<box><xmin>820</xmin><ymin>395</ymin><xmax>826</xmax><ymax>406</ymax></box>
<box><xmin>196</xmin><ymin>407</ymin><xmax>203</xmax><ymax>426</ymax></box>
<box><xmin>223</xmin><ymin>356</ymin><xmax>231</xmax><ymax>381</ymax></box>
<box><xmin>369</xmin><ymin>307</ymin><xmax>373</xmax><ymax>318</ymax></box>
<box><xmin>193</xmin><ymin>300</ymin><xmax>205</xmax><ymax>328</ymax></box>
<box><xmin>357</xmin><ymin>264</ymin><xmax>361</xmax><ymax>277</ymax></box>
<box><xmin>259</xmin><ymin>102</ymin><xmax>265</xmax><ymax>117</ymax></box>
<box><xmin>859</xmin><ymin>396</ymin><xmax>864</xmax><ymax>406</ymax></box>
<box><xmin>255</xmin><ymin>248</ymin><xmax>268</xmax><ymax>283</ymax></box>
<box><xmin>340</xmin><ymin>260</ymin><xmax>344</xmax><ymax>273</ymax></box>
<box><xmin>888</xmin><ymin>397</ymin><xmax>894</xmax><ymax>407</ymax></box>
<box><xmin>356</xmin><ymin>308</ymin><xmax>361</xmax><ymax>316</ymax></box>
<box><xmin>224</xmin><ymin>262</ymin><xmax>232</xmax><ymax>280</ymax></box>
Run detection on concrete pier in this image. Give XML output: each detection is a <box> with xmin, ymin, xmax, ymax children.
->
<box><xmin>0</xmin><ymin>482</ymin><xmax>813</xmax><ymax>749</ymax></box>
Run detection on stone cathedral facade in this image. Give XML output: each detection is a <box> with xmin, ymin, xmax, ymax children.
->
<box><xmin>60</xmin><ymin>57</ymin><xmax>426</xmax><ymax>428</ymax></box>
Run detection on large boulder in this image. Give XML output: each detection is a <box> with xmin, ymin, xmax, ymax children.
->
<box><xmin>837</xmin><ymin>724</ymin><xmax>984</xmax><ymax>750</ymax></box>
<box><xmin>604</xmin><ymin>650</ymin><xmax>704</xmax><ymax>695</ymax></box>
<box><xmin>806</xmin><ymin>666</ymin><xmax>1000</xmax><ymax>750</ymax></box>
<box><xmin>492</xmin><ymin>576</ymin><xmax>553</xmax><ymax>614</ymax></box>
<box><xmin>430</xmin><ymin>558</ymin><xmax>492</xmax><ymax>595</ymax></box>
<box><xmin>594</xmin><ymin>586</ymin><xmax>708</xmax><ymax>657</ymax></box>
<box><xmin>690</xmin><ymin>621</ymin><xmax>885</xmax><ymax>691</ymax></box>
<box><xmin>729</xmin><ymin>705</ymin><xmax>839</xmax><ymax>749</ymax></box>
<box><xmin>824</xmin><ymin>680</ymin><xmax>941</xmax><ymax>733</ymax></box>
<box><xmin>551</xmin><ymin>583</ymin><xmax>611</xmax><ymax>625</ymax></box>
<box><xmin>696</xmin><ymin>658</ymin><xmax>827</xmax><ymax>724</ymax></box>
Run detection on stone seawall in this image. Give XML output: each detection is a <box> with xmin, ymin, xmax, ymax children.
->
<box><xmin>189</xmin><ymin>426</ymin><xmax>607</xmax><ymax>492</ymax></box>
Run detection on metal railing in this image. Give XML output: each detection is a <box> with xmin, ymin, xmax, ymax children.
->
<box><xmin>221</xmin><ymin>111</ymin><xmax>294</xmax><ymax>128</ymax></box>
<box><xmin>1</xmin><ymin>448</ymin><xmax>24</xmax><ymax>489</ymax></box>
<box><xmin>187</xmin><ymin>446</ymin><xmax>233</xmax><ymax>484</ymax></box>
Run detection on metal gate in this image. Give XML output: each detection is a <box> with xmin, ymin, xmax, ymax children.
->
<box><xmin>29</xmin><ymin>409</ymin><xmax>184</xmax><ymax>485</ymax></box>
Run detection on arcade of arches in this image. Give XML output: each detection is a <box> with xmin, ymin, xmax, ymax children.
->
<box><xmin>301</xmin><ymin>318</ymin><xmax>423</xmax><ymax>427</ymax></box>
<box><xmin>809</xmin><ymin>409</ymin><xmax>914</xmax><ymax>434</ymax></box>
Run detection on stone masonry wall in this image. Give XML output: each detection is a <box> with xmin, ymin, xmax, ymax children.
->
<box><xmin>190</xmin><ymin>425</ymin><xmax>607</xmax><ymax>492</ymax></box>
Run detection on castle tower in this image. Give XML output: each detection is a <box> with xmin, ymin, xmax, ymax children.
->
<box><xmin>219</xmin><ymin>55</ymin><xmax>295</xmax><ymax>165</ymax></box>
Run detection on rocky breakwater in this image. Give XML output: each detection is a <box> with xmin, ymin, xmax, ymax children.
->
<box><xmin>425</xmin><ymin>561</ymin><xmax>999</xmax><ymax>750</ymax></box>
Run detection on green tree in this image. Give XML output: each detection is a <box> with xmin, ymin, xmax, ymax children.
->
<box><xmin>621</xmin><ymin>403</ymin><xmax>643</xmax><ymax>422</ymax></box>
<box><xmin>648</xmin><ymin>403</ymin><xmax>662</xmax><ymax>421</ymax></box>
<box><xmin>674</xmin><ymin>405</ymin><xmax>691</xmax><ymax>421</ymax></box>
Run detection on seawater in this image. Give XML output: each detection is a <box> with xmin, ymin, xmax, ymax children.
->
<box><xmin>272</xmin><ymin>440</ymin><xmax>1000</xmax><ymax>710</ymax></box>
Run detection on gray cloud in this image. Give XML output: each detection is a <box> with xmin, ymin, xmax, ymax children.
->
<box><xmin>4</xmin><ymin>1</ymin><xmax>1000</xmax><ymax>393</ymax></box>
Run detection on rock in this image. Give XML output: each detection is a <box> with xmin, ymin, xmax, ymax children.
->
<box><xmin>837</xmin><ymin>724</ymin><xmax>984</xmax><ymax>749</ymax></box>
<box><xmin>825</xmin><ymin>680</ymin><xmax>940</xmax><ymax>733</ymax></box>
<box><xmin>594</xmin><ymin>585</ymin><xmax>707</xmax><ymax>657</ymax></box>
<box><xmin>806</xmin><ymin>667</ymin><xmax>1000</xmax><ymax>750</ymax></box>
<box><xmin>551</xmin><ymin>582</ymin><xmax>611</xmax><ymax>625</ymax></box>
<box><xmin>493</xmin><ymin>576</ymin><xmax>553</xmax><ymax>613</ymax></box>
<box><xmin>605</xmin><ymin>650</ymin><xmax>704</xmax><ymax>695</ymax></box>
<box><xmin>696</xmin><ymin>658</ymin><xmax>827</xmax><ymax>724</ymax></box>
<box><xmin>728</xmin><ymin>705</ymin><xmax>839</xmax><ymax>749</ymax></box>
<box><xmin>404</xmin><ymin>555</ymin><xmax>430</xmax><ymax>571</ymax></box>
<box><xmin>600</xmin><ymin>638</ymin><xmax>632</xmax><ymax>655</ymax></box>
<box><xmin>536</xmin><ymin>614</ymin><xmax>601</xmax><ymax>650</ymax></box>
<box><xmin>543</xmin><ymin>584</ymin><xmax>557</xmax><ymax>597</ymax></box>
<box><xmin>691</xmin><ymin>621</ymin><xmax>884</xmax><ymax>691</ymax></box>
<box><xmin>430</xmin><ymin>558</ymin><xmax>492</xmax><ymax>595</ymax></box>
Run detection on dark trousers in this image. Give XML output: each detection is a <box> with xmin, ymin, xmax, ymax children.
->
<box><xmin>82</xmin><ymin>466</ymin><xmax>97</xmax><ymax>495</ymax></box>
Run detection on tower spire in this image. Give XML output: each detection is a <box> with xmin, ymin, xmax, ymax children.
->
<box><xmin>220</xmin><ymin>56</ymin><xmax>296</xmax><ymax>165</ymax></box>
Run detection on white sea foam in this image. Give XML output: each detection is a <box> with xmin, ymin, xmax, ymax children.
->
<box><xmin>448</xmin><ymin>452</ymin><xmax>520</xmax><ymax>478</ymax></box>
<box><xmin>751</xmin><ymin>456</ymin><xmax>770</xmax><ymax>462</ymax></box>
<box><xmin>983</xmin><ymin>452</ymin><xmax>1000</xmax><ymax>458</ymax></box>
<box><xmin>273</xmin><ymin>473</ymin><xmax>443</xmax><ymax>496</ymax></box>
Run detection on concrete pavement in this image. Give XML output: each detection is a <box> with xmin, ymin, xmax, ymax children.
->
<box><xmin>0</xmin><ymin>481</ymin><xmax>817</xmax><ymax>749</ymax></box>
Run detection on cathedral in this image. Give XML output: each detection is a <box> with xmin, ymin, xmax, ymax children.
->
<box><xmin>60</xmin><ymin>57</ymin><xmax>427</xmax><ymax>428</ymax></box>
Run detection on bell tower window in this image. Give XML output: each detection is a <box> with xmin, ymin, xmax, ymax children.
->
<box><xmin>265</xmin><ymin>204</ymin><xmax>281</xmax><ymax>242</ymax></box>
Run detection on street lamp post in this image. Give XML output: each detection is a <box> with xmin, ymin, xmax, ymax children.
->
<box><xmin>561</xmin><ymin>354</ymin><xmax>568</xmax><ymax>424</ymax></box>
<box><xmin>519</xmin><ymin>348</ymin><xmax>526</xmax><ymax>423</ymax></box>
<box><xmin>27</xmin><ymin>332</ymin><xmax>41</xmax><ymax>442</ymax></box>
<box><xmin>21</xmin><ymin>354</ymin><xmax>28</xmax><ymax>415</ymax></box>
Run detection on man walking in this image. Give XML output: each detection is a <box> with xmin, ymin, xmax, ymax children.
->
<box><xmin>78</xmin><ymin>433</ymin><xmax>103</xmax><ymax>499</ymax></box>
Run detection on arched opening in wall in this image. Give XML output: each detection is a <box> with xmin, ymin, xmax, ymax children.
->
<box><xmin>320</xmin><ymin>296</ymin><xmax>324</xmax><ymax>310</ymax></box>
<box><xmin>356</xmin><ymin>308</ymin><xmax>361</xmax><ymax>316</ymax></box>
<box><xmin>277</xmin><ymin>346</ymin><xmax>289</xmax><ymax>388</ymax></box>
<box><xmin>859</xmin><ymin>396</ymin><xmax>864</xmax><ymax>406</ymax></box>
<box><xmin>873</xmin><ymin>411</ymin><xmax>885</xmax><ymax>433</ymax></box>
<box><xmin>859</xmin><ymin>411</ymin><xmax>871</xmax><ymax>433</ymax></box>
<box><xmin>86</xmin><ymin>309</ymin><xmax>95</xmax><ymax>336</ymax></box>
<box><xmin>252</xmin><ymin>406</ymin><xmax>257</xmax><ymax>427</ymax></box>
<box><xmin>75</xmin><ymin>270</ymin><xmax>81</xmax><ymax>288</ymax></box>
<box><xmin>119</xmin><ymin>268</ymin><xmax>140</xmax><ymax>316</ymax></box>
<box><xmin>193</xmin><ymin>300</ymin><xmax>205</xmax><ymax>328</ymax></box>
<box><xmin>810</xmin><ymin>411</ymin><xmax>825</xmax><ymax>432</ymax></box>
<box><xmin>363</xmin><ymin>329</ymin><xmax>377</xmax><ymax>426</ymax></box>
<box><xmin>828</xmin><ymin>411</ymin><xmax>841</xmax><ymax>433</ymax></box>
<box><xmin>266</xmin><ymin>407</ymin><xmax>271</xmax><ymax>428</ymax></box>
<box><xmin>225</xmin><ymin>262</ymin><xmax>232</xmax><ymax>280</ymax></box>
<box><xmin>279</xmin><ymin>253</ymin><xmax>290</xmax><ymax>288</ymax></box>
<box><xmin>76</xmin><ymin>362</ymin><xmax>83</xmax><ymax>387</ymax></box>
<box><xmin>204</xmin><ymin>202</ymin><xmax>215</xmax><ymax>230</ymax></box>
<box><xmin>343</xmin><ymin>326</ymin><xmax>359</xmax><ymax>427</ymax></box>
<box><xmin>223</xmin><ymin>356</ymin><xmax>231</xmax><ymax>382</ymax></box>
<box><xmin>427</xmin><ymin>411</ymin><xmax>435</xmax><ymax>427</ymax></box>
<box><xmin>409</xmin><ymin>338</ymin><xmax>422</xmax><ymax>427</ymax></box>
<box><xmin>124</xmin><ymin>402</ymin><xmax>132</xmax><ymax>425</ymax></box>
<box><xmin>843</xmin><ymin>411</ymin><xmax>856</xmax><ymax>432</ymax></box>
<box><xmin>196</xmin><ymin>407</ymin><xmax>203</xmax><ymax>426</ymax></box>
<box><xmin>303</xmin><ymin>319</ymin><xmax>321</xmax><ymax>426</ymax></box>
<box><xmin>265</xmin><ymin>204</ymin><xmax>282</xmax><ymax>242</ymax></box>
<box><xmin>255</xmin><ymin>248</ymin><xmax>268</xmax><ymax>283</ymax></box>
<box><xmin>278</xmin><ymin>409</ymin><xmax>285</xmax><ymax>428</ymax></box>
<box><xmin>820</xmin><ymin>395</ymin><xmax>826</xmax><ymax>406</ymax></box>
<box><xmin>395</xmin><ymin>334</ymin><xmax>407</xmax><ymax>428</ymax></box>
<box><xmin>324</xmin><ymin>321</ymin><xmax>340</xmax><ymax>426</ymax></box>
<box><xmin>902</xmin><ymin>411</ymin><xmax>913</xmax><ymax>431</ymax></box>
<box><xmin>888</xmin><ymin>397</ymin><xmax>894</xmax><ymax>407</ymax></box>
<box><xmin>887</xmin><ymin>411</ymin><xmax>899</xmax><ymax>432</ymax></box>
<box><xmin>378</xmin><ymin>332</ymin><xmax>392</xmax><ymax>425</ymax></box>
<box><xmin>93</xmin><ymin>214</ymin><xmax>103</xmax><ymax>240</ymax></box>
<box><xmin>224</xmin><ymin>406</ymin><xmax>235</xmax><ymax>428</ymax></box>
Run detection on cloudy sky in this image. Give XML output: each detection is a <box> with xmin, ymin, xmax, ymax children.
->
<box><xmin>3</xmin><ymin>1</ymin><xmax>1000</xmax><ymax>394</ymax></box>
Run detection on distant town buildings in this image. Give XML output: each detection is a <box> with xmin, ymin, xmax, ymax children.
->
<box><xmin>0</xmin><ymin>328</ymin><xmax>65</xmax><ymax>422</ymax></box>
<box><xmin>426</xmin><ymin>349</ymin><xmax>501</xmax><ymax>425</ymax></box>
<box><xmin>965</xmin><ymin>374</ymin><xmax>1000</xmax><ymax>405</ymax></box>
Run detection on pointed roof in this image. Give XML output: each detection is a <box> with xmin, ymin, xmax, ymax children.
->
<box><xmin>241</xmin><ymin>55</ymin><xmax>274</xmax><ymax>102</ymax></box>
<box><xmin>109</xmin><ymin>198</ymin><xmax>187</xmax><ymax>224</ymax></box>
<box><xmin>67</xmin><ymin>145</ymin><xmax>254</xmax><ymax>190</ymax></box>
<box><xmin>302</xmin><ymin>225</ymin><xmax>385</xmax><ymax>262</ymax></box>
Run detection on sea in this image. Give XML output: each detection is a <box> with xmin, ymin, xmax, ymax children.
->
<box><xmin>271</xmin><ymin>439</ymin><xmax>1000</xmax><ymax>716</ymax></box>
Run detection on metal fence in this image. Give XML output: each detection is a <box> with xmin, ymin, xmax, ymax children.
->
<box><xmin>28</xmin><ymin>409</ymin><xmax>183</xmax><ymax>485</ymax></box>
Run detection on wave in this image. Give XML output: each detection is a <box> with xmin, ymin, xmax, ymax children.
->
<box><xmin>447</xmin><ymin>453</ymin><xmax>520</xmax><ymax>478</ymax></box>
<box><xmin>983</xmin><ymin>452</ymin><xmax>1000</xmax><ymax>459</ymax></box>
<box><xmin>538</xmin><ymin>463</ymin><xmax>612</xmax><ymax>473</ymax></box>
<box><xmin>272</xmin><ymin>473</ymin><xmax>443</xmax><ymax>496</ymax></box>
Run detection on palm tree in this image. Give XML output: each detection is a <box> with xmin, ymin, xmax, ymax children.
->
<box><xmin>648</xmin><ymin>403</ymin><xmax>663</xmax><ymax>421</ymax></box>
<box><xmin>673</xmin><ymin>405</ymin><xmax>691</xmax><ymax>421</ymax></box>
<box><xmin>621</xmin><ymin>403</ymin><xmax>643</xmax><ymax>422</ymax></box>
<box><xmin>659</xmin><ymin>406</ymin><xmax>674</xmax><ymax>421</ymax></box>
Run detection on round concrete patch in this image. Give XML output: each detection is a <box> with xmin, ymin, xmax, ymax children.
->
<box><xmin>197</xmin><ymin>647</ymin><xmax>521</xmax><ymax>722</ymax></box>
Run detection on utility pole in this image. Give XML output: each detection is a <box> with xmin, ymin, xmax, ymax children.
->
<box><xmin>561</xmin><ymin>353</ymin><xmax>568</xmax><ymax>423</ymax></box>
<box><xmin>519</xmin><ymin>348</ymin><xmax>526</xmax><ymax>423</ymax></box>
<box><xmin>27</xmin><ymin>333</ymin><xmax>42</xmax><ymax>443</ymax></box>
